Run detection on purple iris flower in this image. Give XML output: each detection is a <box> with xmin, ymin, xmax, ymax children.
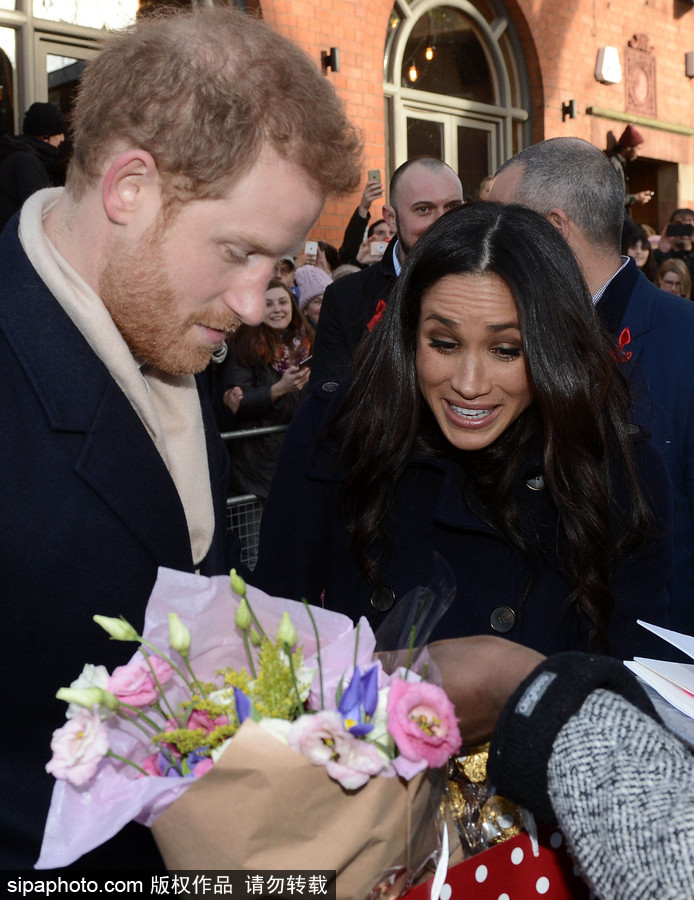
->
<box><xmin>157</xmin><ymin>746</ymin><xmax>210</xmax><ymax>778</ymax></box>
<box><xmin>234</xmin><ymin>686</ymin><xmax>251</xmax><ymax>724</ymax></box>
<box><xmin>186</xmin><ymin>747</ymin><xmax>210</xmax><ymax>769</ymax></box>
<box><xmin>338</xmin><ymin>665</ymin><xmax>379</xmax><ymax>736</ymax></box>
<box><xmin>158</xmin><ymin>749</ymin><xmax>186</xmax><ymax>777</ymax></box>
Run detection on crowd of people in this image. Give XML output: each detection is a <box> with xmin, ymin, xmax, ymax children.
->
<box><xmin>1</xmin><ymin>6</ymin><xmax>693</xmax><ymax>894</ymax></box>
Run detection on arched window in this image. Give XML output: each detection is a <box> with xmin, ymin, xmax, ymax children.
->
<box><xmin>384</xmin><ymin>0</ymin><xmax>530</xmax><ymax>199</ymax></box>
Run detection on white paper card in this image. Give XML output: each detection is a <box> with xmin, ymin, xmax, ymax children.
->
<box><xmin>626</xmin><ymin>621</ymin><xmax>694</xmax><ymax>720</ymax></box>
<box><xmin>636</xmin><ymin>619</ymin><xmax>694</xmax><ymax>661</ymax></box>
<box><xmin>625</xmin><ymin>658</ymin><xmax>694</xmax><ymax>719</ymax></box>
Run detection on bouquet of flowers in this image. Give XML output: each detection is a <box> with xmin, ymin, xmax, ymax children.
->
<box><xmin>37</xmin><ymin>567</ymin><xmax>462</xmax><ymax>898</ymax></box>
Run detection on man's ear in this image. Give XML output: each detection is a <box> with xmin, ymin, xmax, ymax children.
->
<box><xmin>546</xmin><ymin>207</ymin><xmax>572</xmax><ymax>240</ymax></box>
<box><xmin>101</xmin><ymin>149</ymin><xmax>160</xmax><ymax>226</ymax></box>
<box><xmin>382</xmin><ymin>203</ymin><xmax>396</xmax><ymax>233</ymax></box>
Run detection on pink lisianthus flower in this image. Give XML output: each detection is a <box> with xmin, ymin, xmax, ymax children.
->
<box><xmin>140</xmin><ymin>753</ymin><xmax>162</xmax><ymax>777</ymax></box>
<box><xmin>45</xmin><ymin>706</ymin><xmax>109</xmax><ymax>787</ymax></box>
<box><xmin>179</xmin><ymin>709</ymin><xmax>229</xmax><ymax>734</ymax></box>
<box><xmin>288</xmin><ymin>710</ymin><xmax>393</xmax><ymax>790</ymax></box>
<box><xmin>107</xmin><ymin>655</ymin><xmax>173</xmax><ymax>708</ymax></box>
<box><xmin>386</xmin><ymin>678</ymin><xmax>461</xmax><ymax>769</ymax></box>
<box><xmin>193</xmin><ymin>758</ymin><xmax>214</xmax><ymax>778</ymax></box>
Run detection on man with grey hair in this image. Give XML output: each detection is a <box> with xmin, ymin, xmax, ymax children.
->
<box><xmin>490</xmin><ymin>136</ymin><xmax>694</xmax><ymax>636</ymax></box>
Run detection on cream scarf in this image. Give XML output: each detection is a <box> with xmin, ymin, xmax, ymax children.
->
<box><xmin>19</xmin><ymin>188</ymin><xmax>215</xmax><ymax>567</ymax></box>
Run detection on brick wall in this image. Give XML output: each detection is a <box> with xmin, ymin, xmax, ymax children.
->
<box><xmin>262</xmin><ymin>0</ymin><xmax>694</xmax><ymax>241</ymax></box>
<box><xmin>263</xmin><ymin>0</ymin><xmax>393</xmax><ymax>248</ymax></box>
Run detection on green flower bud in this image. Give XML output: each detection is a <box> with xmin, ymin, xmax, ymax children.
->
<box><xmin>93</xmin><ymin>615</ymin><xmax>139</xmax><ymax>642</ymax></box>
<box><xmin>101</xmin><ymin>690</ymin><xmax>120</xmax><ymax>711</ymax></box>
<box><xmin>235</xmin><ymin>596</ymin><xmax>252</xmax><ymax>630</ymax></box>
<box><xmin>56</xmin><ymin>687</ymin><xmax>105</xmax><ymax>709</ymax></box>
<box><xmin>168</xmin><ymin>612</ymin><xmax>191</xmax><ymax>656</ymax></box>
<box><xmin>276</xmin><ymin>611</ymin><xmax>298</xmax><ymax>647</ymax></box>
<box><xmin>230</xmin><ymin>568</ymin><xmax>247</xmax><ymax>598</ymax></box>
<box><xmin>250</xmin><ymin>627</ymin><xmax>262</xmax><ymax>646</ymax></box>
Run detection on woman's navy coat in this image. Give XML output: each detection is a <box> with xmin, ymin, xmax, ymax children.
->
<box><xmin>253</xmin><ymin>383</ymin><xmax>673</xmax><ymax>660</ymax></box>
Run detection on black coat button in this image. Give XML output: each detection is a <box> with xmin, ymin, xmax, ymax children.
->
<box><xmin>490</xmin><ymin>606</ymin><xmax>516</xmax><ymax>633</ymax></box>
<box><xmin>370</xmin><ymin>586</ymin><xmax>396</xmax><ymax>612</ymax></box>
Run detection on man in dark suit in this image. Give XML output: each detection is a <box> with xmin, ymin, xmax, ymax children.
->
<box><xmin>310</xmin><ymin>156</ymin><xmax>464</xmax><ymax>384</ymax></box>
<box><xmin>490</xmin><ymin>136</ymin><xmax>694</xmax><ymax>635</ymax></box>
<box><xmin>0</xmin><ymin>102</ymin><xmax>66</xmax><ymax>232</ymax></box>
<box><xmin>0</xmin><ymin>7</ymin><xmax>361</xmax><ymax>870</ymax></box>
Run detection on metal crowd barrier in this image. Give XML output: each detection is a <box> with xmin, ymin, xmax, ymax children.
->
<box><xmin>222</xmin><ymin>424</ymin><xmax>288</xmax><ymax>571</ymax></box>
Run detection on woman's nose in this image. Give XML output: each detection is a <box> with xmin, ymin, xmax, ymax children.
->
<box><xmin>450</xmin><ymin>354</ymin><xmax>491</xmax><ymax>398</ymax></box>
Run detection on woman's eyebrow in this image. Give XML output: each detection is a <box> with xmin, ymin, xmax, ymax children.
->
<box><xmin>422</xmin><ymin>313</ymin><xmax>459</xmax><ymax>327</ymax></box>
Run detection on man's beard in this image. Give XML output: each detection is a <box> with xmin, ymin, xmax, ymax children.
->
<box><xmin>99</xmin><ymin>221</ymin><xmax>238</xmax><ymax>376</ymax></box>
<box><xmin>394</xmin><ymin>212</ymin><xmax>412</xmax><ymax>260</ymax></box>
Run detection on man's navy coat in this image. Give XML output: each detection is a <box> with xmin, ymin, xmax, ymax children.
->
<box><xmin>598</xmin><ymin>258</ymin><xmax>694</xmax><ymax>634</ymax></box>
<box><xmin>309</xmin><ymin>238</ymin><xmax>397</xmax><ymax>385</ymax></box>
<box><xmin>0</xmin><ymin>217</ymin><xmax>236</xmax><ymax>868</ymax></box>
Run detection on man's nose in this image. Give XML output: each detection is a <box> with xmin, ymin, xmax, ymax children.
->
<box><xmin>221</xmin><ymin>261</ymin><xmax>274</xmax><ymax>325</ymax></box>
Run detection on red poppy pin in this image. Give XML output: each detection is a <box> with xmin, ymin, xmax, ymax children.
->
<box><xmin>367</xmin><ymin>298</ymin><xmax>387</xmax><ymax>331</ymax></box>
<box><xmin>618</xmin><ymin>327</ymin><xmax>632</xmax><ymax>362</ymax></box>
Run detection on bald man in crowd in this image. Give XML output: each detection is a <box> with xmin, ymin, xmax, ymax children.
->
<box><xmin>309</xmin><ymin>156</ymin><xmax>463</xmax><ymax>384</ymax></box>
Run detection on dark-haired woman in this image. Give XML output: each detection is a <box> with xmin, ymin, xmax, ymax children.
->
<box><xmin>221</xmin><ymin>279</ymin><xmax>313</xmax><ymax>500</ymax></box>
<box><xmin>253</xmin><ymin>204</ymin><xmax>672</xmax><ymax>659</ymax></box>
<box><xmin>622</xmin><ymin>226</ymin><xmax>657</xmax><ymax>282</ymax></box>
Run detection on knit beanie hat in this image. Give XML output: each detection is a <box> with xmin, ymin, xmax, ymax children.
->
<box><xmin>294</xmin><ymin>266</ymin><xmax>332</xmax><ymax>309</ymax></box>
<box><xmin>23</xmin><ymin>102</ymin><xmax>66</xmax><ymax>137</ymax></box>
<box><xmin>618</xmin><ymin>124</ymin><xmax>644</xmax><ymax>148</ymax></box>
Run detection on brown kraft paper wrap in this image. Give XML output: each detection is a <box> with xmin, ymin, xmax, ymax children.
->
<box><xmin>152</xmin><ymin>720</ymin><xmax>441</xmax><ymax>900</ymax></box>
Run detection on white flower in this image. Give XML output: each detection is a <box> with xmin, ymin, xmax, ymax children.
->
<box><xmin>207</xmin><ymin>687</ymin><xmax>236</xmax><ymax>710</ymax></box>
<box><xmin>257</xmin><ymin>717</ymin><xmax>293</xmax><ymax>745</ymax></box>
<box><xmin>46</xmin><ymin>707</ymin><xmax>110</xmax><ymax>786</ymax></box>
<box><xmin>65</xmin><ymin>664</ymin><xmax>112</xmax><ymax>720</ymax></box>
<box><xmin>363</xmin><ymin>688</ymin><xmax>394</xmax><ymax>753</ymax></box>
<box><xmin>210</xmin><ymin>738</ymin><xmax>233</xmax><ymax>763</ymax></box>
<box><xmin>295</xmin><ymin>664</ymin><xmax>317</xmax><ymax>702</ymax></box>
<box><xmin>289</xmin><ymin>711</ymin><xmax>393</xmax><ymax>789</ymax></box>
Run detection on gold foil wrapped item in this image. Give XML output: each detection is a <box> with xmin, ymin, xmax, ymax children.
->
<box><xmin>444</xmin><ymin>742</ymin><xmax>525</xmax><ymax>858</ymax></box>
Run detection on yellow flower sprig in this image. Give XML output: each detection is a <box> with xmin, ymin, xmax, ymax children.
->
<box><xmin>252</xmin><ymin>639</ymin><xmax>305</xmax><ymax>720</ymax></box>
<box><xmin>154</xmin><ymin>723</ymin><xmax>237</xmax><ymax>757</ymax></box>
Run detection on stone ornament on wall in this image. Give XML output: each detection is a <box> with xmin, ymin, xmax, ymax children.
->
<box><xmin>625</xmin><ymin>33</ymin><xmax>656</xmax><ymax>118</ymax></box>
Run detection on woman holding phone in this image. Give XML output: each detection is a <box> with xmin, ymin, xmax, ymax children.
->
<box><xmin>222</xmin><ymin>279</ymin><xmax>313</xmax><ymax>500</ymax></box>
<box><xmin>254</xmin><ymin>203</ymin><xmax>672</xmax><ymax>659</ymax></box>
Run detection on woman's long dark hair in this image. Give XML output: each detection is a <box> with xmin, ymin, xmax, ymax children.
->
<box><xmin>233</xmin><ymin>279</ymin><xmax>314</xmax><ymax>367</ymax></box>
<box><xmin>622</xmin><ymin>225</ymin><xmax>657</xmax><ymax>282</ymax></box>
<box><xmin>332</xmin><ymin>202</ymin><xmax>653</xmax><ymax>651</ymax></box>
